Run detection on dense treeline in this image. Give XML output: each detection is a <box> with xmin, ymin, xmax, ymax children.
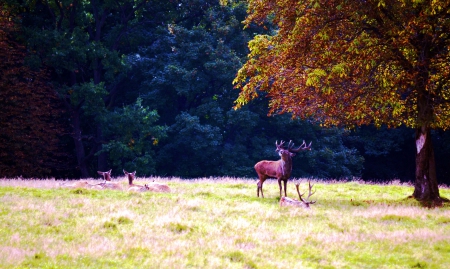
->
<box><xmin>1</xmin><ymin>0</ymin><xmax>449</xmax><ymax>184</ymax></box>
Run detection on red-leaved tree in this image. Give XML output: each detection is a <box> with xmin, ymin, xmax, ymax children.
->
<box><xmin>0</xmin><ymin>7</ymin><xmax>69</xmax><ymax>178</ymax></box>
<box><xmin>234</xmin><ymin>0</ymin><xmax>450</xmax><ymax>205</ymax></box>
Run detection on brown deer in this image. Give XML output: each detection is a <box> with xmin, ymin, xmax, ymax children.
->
<box><xmin>60</xmin><ymin>180</ymin><xmax>104</xmax><ymax>189</ymax></box>
<box><xmin>255</xmin><ymin>140</ymin><xmax>311</xmax><ymax>198</ymax></box>
<box><xmin>61</xmin><ymin>170</ymin><xmax>119</xmax><ymax>190</ymax></box>
<box><xmin>96</xmin><ymin>170</ymin><xmax>123</xmax><ymax>190</ymax></box>
<box><xmin>123</xmin><ymin>170</ymin><xmax>142</xmax><ymax>190</ymax></box>
<box><xmin>97</xmin><ymin>170</ymin><xmax>112</xmax><ymax>181</ymax></box>
<box><xmin>280</xmin><ymin>180</ymin><xmax>316</xmax><ymax>208</ymax></box>
<box><xmin>123</xmin><ymin>170</ymin><xmax>171</xmax><ymax>193</ymax></box>
<box><xmin>123</xmin><ymin>169</ymin><xmax>148</xmax><ymax>192</ymax></box>
<box><xmin>128</xmin><ymin>184</ymin><xmax>150</xmax><ymax>192</ymax></box>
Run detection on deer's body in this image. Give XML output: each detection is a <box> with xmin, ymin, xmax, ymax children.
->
<box><xmin>128</xmin><ymin>184</ymin><xmax>150</xmax><ymax>192</ymax></box>
<box><xmin>123</xmin><ymin>170</ymin><xmax>171</xmax><ymax>193</ymax></box>
<box><xmin>146</xmin><ymin>182</ymin><xmax>171</xmax><ymax>193</ymax></box>
<box><xmin>124</xmin><ymin>170</ymin><xmax>144</xmax><ymax>191</ymax></box>
<box><xmin>255</xmin><ymin>140</ymin><xmax>311</xmax><ymax>198</ymax></box>
<box><xmin>61</xmin><ymin>181</ymin><xmax>104</xmax><ymax>189</ymax></box>
<box><xmin>279</xmin><ymin>181</ymin><xmax>316</xmax><ymax>208</ymax></box>
<box><xmin>97</xmin><ymin>170</ymin><xmax>123</xmax><ymax>190</ymax></box>
<box><xmin>255</xmin><ymin>155</ymin><xmax>293</xmax><ymax>198</ymax></box>
<box><xmin>98</xmin><ymin>182</ymin><xmax>123</xmax><ymax>190</ymax></box>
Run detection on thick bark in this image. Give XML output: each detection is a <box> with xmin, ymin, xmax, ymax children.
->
<box><xmin>413</xmin><ymin>126</ymin><xmax>442</xmax><ymax>206</ymax></box>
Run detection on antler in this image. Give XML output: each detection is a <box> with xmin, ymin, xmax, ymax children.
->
<box><xmin>275</xmin><ymin>140</ymin><xmax>286</xmax><ymax>151</ymax></box>
<box><xmin>288</xmin><ymin>140</ymin><xmax>312</xmax><ymax>153</ymax></box>
<box><xmin>295</xmin><ymin>180</ymin><xmax>316</xmax><ymax>205</ymax></box>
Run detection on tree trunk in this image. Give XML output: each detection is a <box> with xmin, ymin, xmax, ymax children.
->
<box><xmin>413</xmin><ymin>125</ymin><xmax>442</xmax><ymax>206</ymax></box>
<box><xmin>72</xmin><ymin>108</ymin><xmax>89</xmax><ymax>178</ymax></box>
<box><xmin>97</xmin><ymin>126</ymin><xmax>107</xmax><ymax>171</ymax></box>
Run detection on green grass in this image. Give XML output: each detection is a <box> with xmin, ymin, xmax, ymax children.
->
<box><xmin>0</xmin><ymin>178</ymin><xmax>449</xmax><ymax>268</ymax></box>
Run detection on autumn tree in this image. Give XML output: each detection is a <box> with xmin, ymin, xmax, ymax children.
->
<box><xmin>0</xmin><ymin>7</ymin><xmax>69</xmax><ymax>178</ymax></box>
<box><xmin>234</xmin><ymin>0</ymin><xmax>450</xmax><ymax>205</ymax></box>
<box><xmin>5</xmin><ymin>0</ymin><xmax>172</xmax><ymax>177</ymax></box>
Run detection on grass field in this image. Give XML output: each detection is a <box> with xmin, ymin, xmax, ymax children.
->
<box><xmin>0</xmin><ymin>177</ymin><xmax>449</xmax><ymax>269</ymax></box>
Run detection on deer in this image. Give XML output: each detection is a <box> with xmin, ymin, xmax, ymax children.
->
<box><xmin>60</xmin><ymin>180</ymin><xmax>105</xmax><ymax>190</ymax></box>
<box><xmin>128</xmin><ymin>184</ymin><xmax>150</xmax><ymax>192</ymax></box>
<box><xmin>123</xmin><ymin>170</ymin><xmax>171</xmax><ymax>193</ymax></box>
<box><xmin>60</xmin><ymin>170</ymin><xmax>119</xmax><ymax>190</ymax></box>
<box><xmin>123</xmin><ymin>170</ymin><xmax>147</xmax><ymax>192</ymax></box>
<box><xmin>96</xmin><ymin>170</ymin><xmax>123</xmax><ymax>190</ymax></box>
<box><xmin>280</xmin><ymin>180</ymin><xmax>316</xmax><ymax>208</ymax></box>
<box><xmin>61</xmin><ymin>181</ymin><xmax>100</xmax><ymax>189</ymax></box>
<box><xmin>255</xmin><ymin>140</ymin><xmax>312</xmax><ymax>198</ymax></box>
<box><xmin>97</xmin><ymin>170</ymin><xmax>112</xmax><ymax>181</ymax></box>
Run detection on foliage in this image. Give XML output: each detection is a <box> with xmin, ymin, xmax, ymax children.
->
<box><xmin>307</xmin><ymin>127</ymin><xmax>364</xmax><ymax>179</ymax></box>
<box><xmin>0</xmin><ymin>7</ymin><xmax>70</xmax><ymax>177</ymax></box>
<box><xmin>0</xmin><ymin>179</ymin><xmax>449</xmax><ymax>268</ymax></box>
<box><xmin>4</xmin><ymin>0</ymin><xmax>448</xmax><ymax>182</ymax></box>
<box><xmin>234</xmin><ymin>0</ymin><xmax>450</xmax><ymax>129</ymax></box>
<box><xmin>348</xmin><ymin>126</ymin><xmax>415</xmax><ymax>180</ymax></box>
<box><xmin>233</xmin><ymin>0</ymin><xmax>450</xmax><ymax>201</ymax></box>
<box><xmin>100</xmin><ymin>98</ymin><xmax>167</xmax><ymax>176</ymax></box>
<box><xmin>127</xmin><ymin>0</ymin><xmax>364</xmax><ymax>178</ymax></box>
<box><xmin>4</xmin><ymin>0</ymin><xmax>172</xmax><ymax>177</ymax></box>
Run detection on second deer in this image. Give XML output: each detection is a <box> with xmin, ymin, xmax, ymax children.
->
<box><xmin>123</xmin><ymin>170</ymin><xmax>171</xmax><ymax>193</ymax></box>
<box><xmin>280</xmin><ymin>180</ymin><xmax>316</xmax><ymax>208</ymax></box>
<box><xmin>97</xmin><ymin>170</ymin><xmax>123</xmax><ymax>190</ymax></box>
<box><xmin>255</xmin><ymin>140</ymin><xmax>311</xmax><ymax>198</ymax></box>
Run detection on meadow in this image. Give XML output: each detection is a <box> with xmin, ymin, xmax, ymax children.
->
<box><xmin>0</xmin><ymin>177</ymin><xmax>449</xmax><ymax>269</ymax></box>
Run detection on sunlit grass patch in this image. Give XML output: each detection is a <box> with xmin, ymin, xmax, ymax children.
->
<box><xmin>0</xmin><ymin>178</ymin><xmax>448</xmax><ymax>268</ymax></box>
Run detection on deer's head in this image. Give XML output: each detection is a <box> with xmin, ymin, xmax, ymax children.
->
<box><xmin>123</xmin><ymin>170</ymin><xmax>136</xmax><ymax>185</ymax></box>
<box><xmin>97</xmin><ymin>169</ymin><xmax>112</xmax><ymax>181</ymax></box>
<box><xmin>275</xmin><ymin>140</ymin><xmax>312</xmax><ymax>159</ymax></box>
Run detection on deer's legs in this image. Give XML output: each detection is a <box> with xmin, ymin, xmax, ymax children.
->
<box><xmin>277</xmin><ymin>178</ymin><xmax>288</xmax><ymax>197</ymax></box>
<box><xmin>257</xmin><ymin>178</ymin><xmax>265</xmax><ymax>198</ymax></box>
<box><xmin>278</xmin><ymin>179</ymin><xmax>283</xmax><ymax>198</ymax></box>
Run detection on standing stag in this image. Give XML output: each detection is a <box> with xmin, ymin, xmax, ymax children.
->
<box><xmin>255</xmin><ymin>140</ymin><xmax>311</xmax><ymax>198</ymax></box>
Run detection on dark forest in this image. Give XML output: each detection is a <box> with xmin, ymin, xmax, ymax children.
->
<box><xmin>2</xmin><ymin>0</ymin><xmax>450</xmax><ymax>185</ymax></box>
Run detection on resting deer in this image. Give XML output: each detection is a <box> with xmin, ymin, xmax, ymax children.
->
<box><xmin>128</xmin><ymin>184</ymin><xmax>151</xmax><ymax>192</ymax></box>
<box><xmin>61</xmin><ymin>181</ymin><xmax>96</xmax><ymax>189</ymax></box>
<box><xmin>123</xmin><ymin>170</ymin><xmax>145</xmax><ymax>191</ymax></box>
<box><xmin>61</xmin><ymin>181</ymin><xmax>104</xmax><ymax>189</ymax></box>
<box><xmin>280</xmin><ymin>180</ymin><xmax>316</xmax><ymax>208</ymax></box>
<box><xmin>96</xmin><ymin>170</ymin><xmax>123</xmax><ymax>190</ymax></box>
<box><xmin>255</xmin><ymin>140</ymin><xmax>312</xmax><ymax>198</ymax></box>
<box><xmin>61</xmin><ymin>170</ymin><xmax>119</xmax><ymax>190</ymax></box>
<box><xmin>123</xmin><ymin>170</ymin><xmax>171</xmax><ymax>193</ymax></box>
<box><xmin>97</xmin><ymin>170</ymin><xmax>112</xmax><ymax>181</ymax></box>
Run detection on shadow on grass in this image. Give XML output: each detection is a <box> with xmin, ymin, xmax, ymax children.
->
<box><xmin>410</xmin><ymin>195</ymin><xmax>450</xmax><ymax>208</ymax></box>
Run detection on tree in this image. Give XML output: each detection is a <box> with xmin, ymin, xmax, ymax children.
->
<box><xmin>348</xmin><ymin>126</ymin><xmax>416</xmax><ymax>181</ymax></box>
<box><xmin>99</xmin><ymin>98</ymin><xmax>167</xmax><ymax>176</ymax></box>
<box><xmin>6</xmin><ymin>0</ymin><xmax>169</xmax><ymax>177</ymax></box>
<box><xmin>234</xmin><ymin>0</ymin><xmax>450</xmax><ymax>205</ymax></box>
<box><xmin>131</xmin><ymin>0</ymin><xmax>258</xmax><ymax>177</ymax></box>
<box><xmin>0</xmin><ymin>7</ymin><xmax>70</xmax><ymax>178</ymax></box>
<box><xmin>125</xmin><ymin>0</ymin><xmax>363</xmax><ymax>178</ymax></box>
